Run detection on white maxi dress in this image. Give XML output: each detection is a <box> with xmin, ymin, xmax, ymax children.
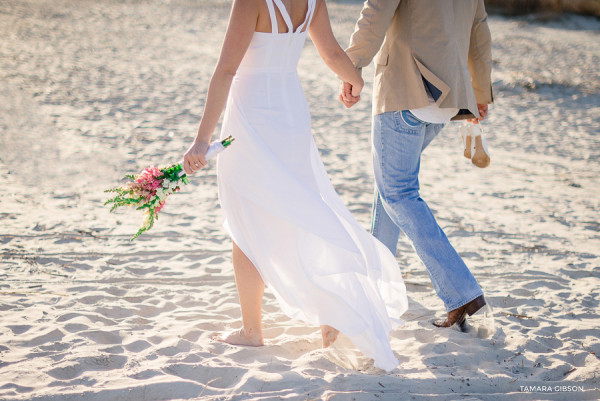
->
<box><xmin>216</xmin><ymin>0</ymin><xmax>408</xmax><ymax>371</ymax></box>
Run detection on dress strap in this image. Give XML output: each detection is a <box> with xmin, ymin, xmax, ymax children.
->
<box><xmin>295</xmin><ymin>0</ymin><xmax>316</xmax><ymax>33</ymax></box>
<box><xmin>265</xmin><ymin>0</ymin><xmax>278</xmax><ymax>34</ymax></box>
<box><xmin>272</xmin><ymin>0</ymin><xmax>293</xmax><ymax>33</ymax></box>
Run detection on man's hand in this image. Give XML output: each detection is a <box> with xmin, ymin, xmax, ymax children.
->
<box><xmin>467</xmin><ymin>103</ymin><xmax>488</xmax><ymax>123</ymax></box>
<box><xmin>338</xmin><ymin>81</ymin><xmax>361</xmax><ymax>108</ymax></box>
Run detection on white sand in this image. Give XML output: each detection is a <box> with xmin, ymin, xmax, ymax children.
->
<box><xmin>1</xmin><ymin>1</ymin><xmax>599</xmax><ymax>399</ymax></box>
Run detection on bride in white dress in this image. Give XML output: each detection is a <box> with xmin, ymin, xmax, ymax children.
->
<box><xmin>183</xmin><ymin>0</ymin><xmax>408</xmax><ymax>371</ymax></box>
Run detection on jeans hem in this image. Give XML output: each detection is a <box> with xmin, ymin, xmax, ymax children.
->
<box><xmin>445</xmin><ymin>290</ymin><xmax>484</xmax><ymax>312</ymax></box>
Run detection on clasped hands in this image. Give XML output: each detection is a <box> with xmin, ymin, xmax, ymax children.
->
<box><xmin>338</xmin><ymin>81</ymin><xmax>361</xmax><ymax>108</ymax></box>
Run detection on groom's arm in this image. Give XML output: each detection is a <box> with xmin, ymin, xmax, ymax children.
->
<box><xmin>468</xmin><ymin>0</ymin><xmax>494</xmax><ymax>107</ymax></box>
<box><xmin>345</xmin><ymin>0</ymin><xmax>402</xmax><ymax>70</ymax></box>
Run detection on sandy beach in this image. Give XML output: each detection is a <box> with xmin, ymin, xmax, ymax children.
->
<box><xmin>1</xmin><ymin>0</ymin><xmax>599</xmax><ymax>399</ymax></box>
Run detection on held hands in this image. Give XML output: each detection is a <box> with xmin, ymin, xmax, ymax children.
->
<box><xmin>183</xmin><ymin>139</ymin><xmax>210</xmax><ymax>175</ymax></box>
<box><xmin>338</xmin><ymin>81</ymin><xmax>362</xmax><ymax>108</ymax></box>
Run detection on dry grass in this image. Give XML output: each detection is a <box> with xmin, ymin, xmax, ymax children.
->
<box><xmin>485</xmin><ymin>0</ymin><xmax>600</xmax><ymax>17</ymax></box>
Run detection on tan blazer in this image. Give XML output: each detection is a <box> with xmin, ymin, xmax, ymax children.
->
<box><xmin>346</xmin><ymin>0</ymin><xmax>494</xmax><ymax>119</ymax></box>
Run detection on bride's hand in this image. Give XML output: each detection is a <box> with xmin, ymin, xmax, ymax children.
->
<box><xmin>339</xmin><ymin>81</ymin><xmax>361</xmax><ymax>108</ymax></box>
<box><xmin>183</xmin><ymin>139</ymin><xmax>210</xmax><ymax>175</ymax></box>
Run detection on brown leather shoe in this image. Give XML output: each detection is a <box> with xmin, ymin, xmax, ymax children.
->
<box><xmin>433</xmin><ymin>295</ymin><xmax>486</xmax><ymax>330</ymax></box>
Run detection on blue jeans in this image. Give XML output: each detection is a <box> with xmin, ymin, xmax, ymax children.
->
<box><xmin>371</xmin><ymin>110</ymin><xmax>482</xmax><ymax>311</ymax></box>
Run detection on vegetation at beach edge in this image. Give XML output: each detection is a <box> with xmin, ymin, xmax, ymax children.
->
<box><xmin>484</xmin><ymin>0</ymin><xmax>600</xmax><ymax>17</ymax></box>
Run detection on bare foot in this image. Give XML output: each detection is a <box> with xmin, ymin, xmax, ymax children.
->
<box><xmin>320</xmin><ymin>325</ymin><xmax>339</xmax><ymax>348</ymax></box>
<box><xmin>217</xmin><ymin>328</ymin><xmax>264</xmax><ymax>346</ymax></box>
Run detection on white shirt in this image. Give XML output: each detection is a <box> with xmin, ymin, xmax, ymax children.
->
<box><xmin>410</xmin><ymin>93</ymin><xmax>459</xmax><ymax>124</ymax></box>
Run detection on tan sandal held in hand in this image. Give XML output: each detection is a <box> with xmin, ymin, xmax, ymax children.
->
<box><xmin>460</xmin><ymin>123</ymin><xmax>490</xmax><ymax>168</ymax></box>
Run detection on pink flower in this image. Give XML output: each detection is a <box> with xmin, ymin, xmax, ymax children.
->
<box><xmin>154</xmin><ymin>201</ymin><xmax>165</xmax><ymax>214</ymax></box>
<box><xmin>130</xmin><ymin>166</ymin><xmax>164</xmax><ymax>197</ymax></box>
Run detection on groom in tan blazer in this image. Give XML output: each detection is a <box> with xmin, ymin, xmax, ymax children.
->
<box><xmin>340</xmin><ymin>0</ymin><xmax>493</xmax><ymax>329</ymax></box>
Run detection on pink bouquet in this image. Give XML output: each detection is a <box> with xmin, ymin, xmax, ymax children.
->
<box><xmin>105</xmin><ymin>136</ymin><xmax>234</xmax><ymax>240</ymax></box>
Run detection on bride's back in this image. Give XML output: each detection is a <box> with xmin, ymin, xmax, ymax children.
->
<box><xmin>234</xmin><ymin>0</ymin><xmax>315</xmax><ymax>126</ymax></box>
<box><xmin>255</xmin><ymin>0</ymin><xmax>310</xmax><ymax>33</ymax></box>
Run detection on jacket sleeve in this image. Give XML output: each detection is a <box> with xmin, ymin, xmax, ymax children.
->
<box><xmin>345</xmin><ymin>0</ymin><xmax>402</xmax><ymax>69</ymax></box>
<box><xmin>468</xmin><ymin>0</ymin><xmax>494</xmax><ymax>104</ymax></box>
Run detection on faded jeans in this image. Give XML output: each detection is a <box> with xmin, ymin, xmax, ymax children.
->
<box><xmin>371</xmin><ymin>110</ymin><xmax>482</xmax><ymax>311</ymax></box>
